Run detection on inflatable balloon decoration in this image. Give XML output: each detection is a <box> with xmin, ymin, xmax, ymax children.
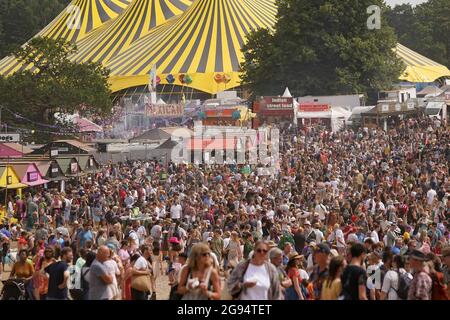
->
<box><xmin>184</xmin><ymin>74</ymin><xmax>193</xmax><ymax>84</ymax></box>
<box><xmin>166</xmin><ymin>74</ymin><xmax>175</xmax><ymax>84</ymax></box>
<box><xmin>214</xmin><ymin>73</ymin><xmax>232</xmax><ymax>84</ymax></box>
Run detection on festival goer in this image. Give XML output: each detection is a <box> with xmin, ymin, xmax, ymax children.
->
<box><xmin>130</xmin><ymin>245</ymin><xmax>153</xmax><ymax>300</ymax></box>
<box><xmin>321</xmin><ymin>256</ymin><xmax>345</xmax><ymax>300</ymax></box>
<box><xmin>407</xmin><ymin>249</ymin><xmax>433</xmax><ymax>300</ymax></box>
<box><xmin>341</xmin><ymin>243</ymin><xmax>368</xmax><ymax>300</ymax></box>
<box><xmin>227</xmin><ymin>240</ymin><xmax>281</xmax><ymax>300</ymax></box>
<box><xmin>284</xmin><ymin>252</ymin><xmax>304</xmax><ymax>300</ymax></box>
<box><xmin>44</xmin><ymin>247</ymin><xmax>73</xmax><ymax>300</ymax></box>
<box><xmin>310</xmin><ymin>243</ymin><xmax>331</xmax><ymax>299</ymax></box>
<box><xmin>177</xmin><ymin>243</ymin><xmax>221</xmax><ymax>300</ymax></box>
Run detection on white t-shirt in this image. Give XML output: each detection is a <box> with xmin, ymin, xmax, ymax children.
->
<box><xmin>129</xmin><ymin>231</ymin><xmax>139</xmax><ymax>247</ymax></box>
<box><xmin>314</xmin><ymin>229</ymin><xmax>324</xmax><ymax>244</ymax></box>
<box><xmin>347</xmin><ymin>233</ymin><xmax>358</xmax><ymax>243</ymax></box>
<box><xmin>240</xmin><ymin>263</ymin><xmax>270</xmax><ymax>300</ymax></box>
<box><xmin>335</xmin><ymin>229</ymin><xmax>346</xmax><ymax>248</ymax></box>
<box><xmin>104</xmin><ymin>259</ymin><xmax>120</xmax><ymax>299</ymax></box>
<box><xmin>137</xmin><ymin>226</ymin><xmax>147</xmax><ymax>245</ymax></box>
<box><xmin>299</xmin><ymin>269</ymin><xmax>309</xmax><ymax>281</ymax></box>
<box><xmin>156</xmin><ymin>206</ymin><xmax>166</xmax><ymax>218</ymax></box>
<box><xmin>315</xmin><ymin>204</ymin><xmax>328</xmax><ymax>221</ymax></box>
<box><xmin>134</xmin><ymin>256</ymin><xmax>149</xmax><ymax>270</ymax></box>
<box><xmin>370</xmin><ymin>230</ymin><xmax>379</xmax><ymax>244</ymax></box>
<box><xmin>426</xmin><ymin>189</ymin><xmax>437</xmax><ymax>205</ymax></box>
<box><xmin>170</xmin><ymin>204</ymin><xmax>182</xmax><ymax>219</ymax></box>
<box><xmin>381</xmin><ymin>270</ymin><xmax>399</xmax><ymax>300</ymax></box>
<box><xmin>223</xmin><ymin>237</ymin><xmax>230</xmax><ymax>250</ymax></box>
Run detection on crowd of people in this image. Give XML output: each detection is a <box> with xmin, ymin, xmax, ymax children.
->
<box><xmin>0</xmin><ymin>115</ymin><xmax>449</xmax><ymax>300</ymax></box>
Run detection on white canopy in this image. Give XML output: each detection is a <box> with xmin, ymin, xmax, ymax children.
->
<box><xmin>297</xmin><ymin>107</ymin><xmax>352</xmax><ymax>132</ymax></box>
<box><xmin>282</xmin><ymin>87</ymin><xmax>292</xmax><ymax>98</ymax></box>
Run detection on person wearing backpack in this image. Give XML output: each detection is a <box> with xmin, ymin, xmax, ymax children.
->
<box><xmin>79</xmin><ymin>251</ymin><xmax>96</xmax><ymax>300</ymax></box>
<box><xmin>380</xmin><ymin>254</ymin><xmax>412</xmax><ymax>300</ymax></box>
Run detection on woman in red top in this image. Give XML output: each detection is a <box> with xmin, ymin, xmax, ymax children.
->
<box><xmin>285</xmin><ymin>252</ymin><xmax>304</xmax><ymax>300</ymax></box>
<box><xmin>17</xmin><ymin>231</ymin><xmax>29</xmax><ymax>252</ymax></box>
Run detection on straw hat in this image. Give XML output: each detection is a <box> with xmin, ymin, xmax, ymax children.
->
<box><xmin>288</xmin><ymin>252</ymin><xmax>304</xmax><ymax>263</ymax></box>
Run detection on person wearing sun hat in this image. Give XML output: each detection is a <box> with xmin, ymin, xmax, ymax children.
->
<box><xmin>407</xmin><ymin>249</ymin><xmax>432</xmax><ymax>300</ymax></box>
<box><xmin>285</xmin><ymin>252</ymin><xmax>305</xmax><ymax>300</ymax></box>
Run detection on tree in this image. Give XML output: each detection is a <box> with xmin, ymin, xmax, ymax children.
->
<box><xmin>386</xmin><ymin>0</ymin><xmax>450</xmax><ymax>68</ymax></box>
<box><xmin>241</xmin><ymin>0</ymin><xmax>404</xmax><ymax>102</ymax></box>
<box><xmin>0</xmin><ymin>0</ymin><xmax>69</xmax><ymax>57</ymax></box>
<box><xmin>0</xmin><ymin>37</ymin><xmax>112</xmax><ymax>140</ymax></box>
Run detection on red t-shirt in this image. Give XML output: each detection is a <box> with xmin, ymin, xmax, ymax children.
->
<box><xmin>288</xmin><ymin>267</ymin><xmax>302</xmax><ymax>283</ymax></box>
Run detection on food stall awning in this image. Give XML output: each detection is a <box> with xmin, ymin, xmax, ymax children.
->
<box><xmin>0</xmin><ymin>182</ymin><xmax>27</xmax><ymax>189</ymax></box>
<box><xmin>297</xmin><ymin>111</ymin><xmax>332</xmax><ymax>118</ymax></box>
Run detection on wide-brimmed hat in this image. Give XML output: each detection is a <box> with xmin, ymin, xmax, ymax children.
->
<box><xmin>288</xmin><ymin>252</ymin><xmax>304</xmax><ymax>263</ymax></box>
<box><xmin>266</xmin><ymin>240</ymin><xmax>277</xmax><ymax>248</ymax></box>
<box><xmin>409</xmin><ymin>249</ymin><xmax>428</xmax><ymax>261</ymax></box>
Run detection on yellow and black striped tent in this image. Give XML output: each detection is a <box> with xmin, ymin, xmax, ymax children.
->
<box><xmin>0</xmin><ymin>0</ymin><xmax>449</xmax><ymax>95</ymax></box>
<box><xmin>106</xmin><ymin>0</ymin><xmax>278</xmax><ymax>94</ymax></box>
<box><xmin>72</xmin><ymin>0</ymin><xmax>193</xmax><ymax>64</ymax></box>
<box><xmin>0</xmin><ymin>0</ymin><xmax>131</xmax><ymax>75</ymax></box>
<box><xmin>396</xmin><ymin>43</ymin><xmax>450</xmax><ymax>83</ymax></box>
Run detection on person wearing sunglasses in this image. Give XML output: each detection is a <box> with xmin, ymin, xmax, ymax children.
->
<box><xmin>178</xmin><ymin>243</ymin><xmax>221</xmax><ymax>300</ymax></box>
<box><xmin>227</xmin><ymin>240</ymin><xmax>281</xmax><ymax>300</ymax></box>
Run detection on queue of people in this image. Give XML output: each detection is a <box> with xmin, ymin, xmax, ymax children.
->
<box><xmin>0</xmin><ymin>115</ymin><xmax>448</xmax><ymax>300</ymax></box>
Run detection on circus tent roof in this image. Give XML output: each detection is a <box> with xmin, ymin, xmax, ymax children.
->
<box><xmin>0</xmin><ymin>0</ymin><xmax>449</xmax><ymax>95</ymax></box>
<box><xmin>105</xmin><ymin>0</ymin><xmax>278</xmax><ymax>94</ymax></box>
<box><xmin>72</xmin><ymin>0</ymin><xmax>193</xmax><ymax>64</ymax></box>
<box><xmin>0</xmin><ymin>0</ymin><xmax>131</xmax><ymax>75</ymax></box>
<box><xmin>395</xmin><ymin>43</ymin><xmax>450</xmax><ymax>83</ymax></box>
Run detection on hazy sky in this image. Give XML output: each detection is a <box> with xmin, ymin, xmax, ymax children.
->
<box><xmin>386</xmin><ymin>0</ymin><xmax>428</xmax><ymax>6</ymax></box>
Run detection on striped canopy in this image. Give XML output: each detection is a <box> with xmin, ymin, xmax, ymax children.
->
<box><xmin>72</xmin><ymin>0</ymin><xmax>193</xmax><ymax>64</ymax></box>
<box><xmin>0</xmin><ymin>0</ymin><xmax>131</xmax><ymax>75</ymax></box>
<box><xmin>1</xmin><ymin>0</ymin><xmax>449</xmax><ymax>95</ymax></box>
<box><xmin>106</xmin><ymin>0</ymin><xmax>278</xmax><ymax>94</ymax></box>
<box><xmin>396</xmin><ymin>43</ymin><xmax>450</xmax><ymax>83</ymax></box>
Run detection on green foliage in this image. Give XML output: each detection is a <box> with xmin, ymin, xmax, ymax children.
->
<box><xmin>0</xmin><ymin>0</ymin><xmax>69</xmax><ymax>57</ymax></box>
<box><xmin>385</xmin><ymin>0</ymin><xmax>450</xmax><ymax>68</ymax></box>
<box><xmin>241</xmin><ymin>0</ymin><xmax>404</xmax><ymax>101</ymax></box>
<box><xmin>0</xmin><ymin>37</ymin><xmax>112</xmax><ymax>130</ymax></box>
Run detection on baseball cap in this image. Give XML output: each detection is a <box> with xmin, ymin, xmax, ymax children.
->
<box><xmin>314</xmin><ymin>243</ymin><xmax>331</xmax><ymax>255</ymax></box>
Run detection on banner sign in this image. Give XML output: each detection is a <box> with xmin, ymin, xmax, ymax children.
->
<box><xmin>259</xmin><ymin>97</ymin><xmax>293</xmax><ymax>110</ymax></box>
<box><xmin>27</xmin><ymin>172</ymin><xmax>39</xmax><ymax>182</ymax></box>
<box><xmin>298</xmin><ymin>103</ymin><xmax>331</xmax><ymax>112</ymax></box>
<box><xmin>145</xmin><ymin>103</ymin><xmax>184</xmax><ymax>117</ymax></box>
<box><xmin>0</xmin><ymin>134</ymin><xmax>20</xmax><ymax>142</ymax></box>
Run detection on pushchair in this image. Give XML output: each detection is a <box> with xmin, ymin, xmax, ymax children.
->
<box><xmin>1</xmin><ymin>279</ymin><xmax>30</xmax><ymax>300</ymax></box>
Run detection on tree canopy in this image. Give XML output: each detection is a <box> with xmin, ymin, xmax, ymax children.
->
<box><xmin>0</xmin><ymin>0</ymin><xmax>69</xmax><ymax>58</ymax></box>
<box><xmin>385</xmin><ymin>0</ymin><xmax>450</xmax><ymax>69</ymax></box>
<box><xmin>0</xmin><ymin>37</ymin><xmax>112</xmax><ymax>139</ymax></box>
<box><xmin>241</xmin><ymin>0</ymin><xmax>404</xmax><ymax>101</ymax></box>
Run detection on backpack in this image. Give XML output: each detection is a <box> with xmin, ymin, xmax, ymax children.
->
<box><xmin>395</xmin><ymin>271</ymin><xmax>412</xmax><ymax>300</ymax></box>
